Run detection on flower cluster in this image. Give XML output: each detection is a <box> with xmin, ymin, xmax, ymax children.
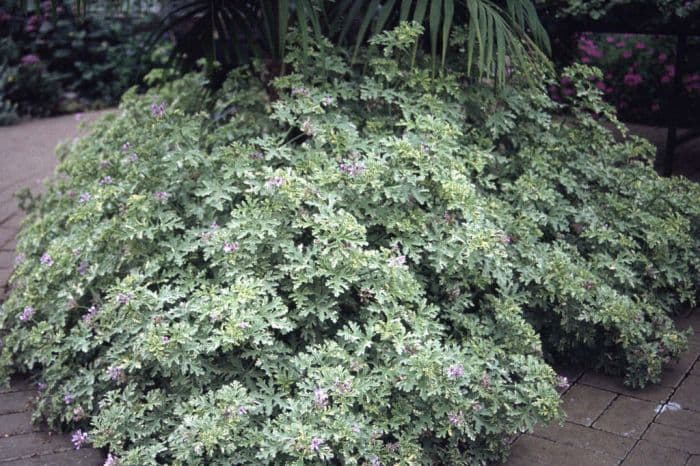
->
<box><xmin>71</xmin><ymin>429</ymin><xmax>89</xmax><ymax>449</ymax></box>
<box><xmin>153</xmin><ymin>191</ymin><xmax>170</xmax><ymax>203</ymax></box>
<box><xmin>18</xmin><ymin>306</ymin><xmax>34</xmax><ymax>322</ymax></box>
<box><xmin>150</xmin><ymin>102</ymin><xmax>166</xmax><ymax>118</ymax></box>
<box><xmin>447</xmin><ymin>364</ymin><xmax>465</xmax><ymax>379</ymax></box>
<box><xmin>314</xmin><ymin>388</ymin><xmax>329</xmax><ymax>409</ymax></box>
<box><xmin>387</xmin><ymin>255</ymin><xmax>406</xmax><ymax>267</ymax></box>
<box><xmin>82</xmin><ymin>305</ymin><xmax>99</xmax><ymax>327</ymax></box>
<box><xmin>265</xmin><ymin>176</ymin><xmax>285</xmax><ymax>188</ymax></box>
<box><xmin>339</xmin><ymin>160</ymin><xmax>366</xmax><ymax>176</ymax></box>
<box><xmin>223</xmin><ymin>242</ymin><xmax>240</xmax><ymax>253</ymax></box>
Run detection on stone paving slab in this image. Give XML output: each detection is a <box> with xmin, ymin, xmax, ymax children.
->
<box><xmin>0</xmin><ymin>391</ymin><xmax>35</xmax><ymax>415</ymax></box>
<box><xmin>0</xmin><ymin>412</ymin><xmax>37</xmax><ymax>437</ymax></box>
<box><xmin>643</xmin><ymin>422</ymin><xmax>700</xmax><ymax>454</ymax></box>
<box><xmin>560</xmin><ymin>384</ymin><xmax>616</xmax><ymax>427</ymax></box>
<box><xmin>688</xmin><ymin>455</ymin><xmax>700</xmax><ymax>466</ymax></box>
<box><xmin>592</xmin><ymin>396</ymin><xmax>657</xmax><ymax>438</ymax></box>
<box><xmin>0</xmin><ymin>433</ymin><xmax>73</xmax><ymax>462</ymax></box>
<box><xmin>1</xmin><ymin>449</ymin><xmax>104</xmax><ymax>466</ymax></box>
<box><xmin>505</xmin><ymin>434</ymin><xmax>620</xmax><ymax>466</ymax></box>
<box><xmin>656</xmin><ymin>407</ymin><xmax>700</xmax><ymax>433</ymax></box>
<box><xmin>670</xmin><ymin>374</ymin><xmax>700</xmax><ymax>412</ymax></box>
<box><xmin>620</xmin><ymin>439</ymin><xmax>688</xmax><ymax>466</ymax></box>
<box><xmin>0</xmin><ymin>448</ymin><xmax>104</xmax><ymax>466</ymax></box>
<box><xmin>532</xmin><ymin>420</ymin><xmax>634</xmax><ymax>459</ymax></box>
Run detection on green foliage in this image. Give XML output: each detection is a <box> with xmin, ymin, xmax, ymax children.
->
<box><xmin>536</xmin><ymin>0</ymin><xmax>700</xmax><ymax>20</ymax></box>
<box><xmin>1</xmin><ymin>27</ymin><xmax>698</xmax><ymax>464</ymax></box>
<box><xmin>0</xmin><ymin>1</ymin><xmax>161</xmax><ymax>120</ymax></box>
<box><xmin>153</xmin><ymin>0</ymin><xmax>550</xmax><ymax>87</ymax></box>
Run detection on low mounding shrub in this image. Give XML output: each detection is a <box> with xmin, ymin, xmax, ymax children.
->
<box><xmin>1</xmin><ymin>25</ymin><xmax>699</xmax><ymax>464</ymax></box>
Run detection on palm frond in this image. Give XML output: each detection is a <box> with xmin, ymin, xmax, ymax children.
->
<box><xmin>67</xmin><ymin>0</ymin><xmax>552</xmax><ymax>87</ymax></box>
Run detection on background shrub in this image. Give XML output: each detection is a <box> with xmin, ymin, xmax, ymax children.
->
<box><xmin>0</xmin><ymin>1</ymin><xmax>160</xmax><ymax>121</ymax></box>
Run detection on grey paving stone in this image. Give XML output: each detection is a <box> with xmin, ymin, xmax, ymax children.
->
<box><xmin>561</xmin><ymin>384</ymin><xmax>617</xmax><ymax>427</ymax></box>
<box><xmin>579</xmin><ymin>372</ymin><xmax>673</xmax><ymax>402</ymax></box>
<box><xmin>620</xmin><ymin>439</ymin><xmax>688</xmax><ymax>466</ymax></box>
<box><xmin>503</xmin><ymin>434</ymin><xmax>619</xmax><ymax>466</ymax></box>
<box><xmin>0</xmin><ymin>432</ymin><xmax>72</xmax><ymax>461</ymax></box>
<box><xmin>0</xmin><ymin>391</ymin><xmax>34</xmax><ymax>415</ymax></box>
<box><xmin>532</xmin><ymin>420</ymin><xmax>634</xmax><ymax>459</ymax></box>
<box><xmin>687</xmin><ymin>455</ymin><xmax>700</xmax><ymax>466</ymax></box>
<box><xmin>593</xmin><ymin>396</ymin><xmax>657</xmax><ymax>438</ymax></box>
<box><xmin>0</xmin><ymin>250</ymin><xmax>14</xmax><ymax>269</ymax></box>
<box><xmin>0</xmin><ymin>412</ymin><xmax>38</xmax><ymax>437</ymax></box>
<box><xmin>655</xmin><ymin>407</ymin><xmax>700</xmax><ymax>433</ymax></box>
<box><xmin>0</xmin><ymin>229</ymin><xmax>16</xmax><ymax>251</ymax></box>
<box><xmin>2</xmin><ymin>448</ymin><xmax>104</xmax><ymax>466</ymax></box>
<box><xmin>693</xmin><ymin>360</ymin><xmax>700</xmax><ymax>376</ymax></box>
<box><xmin>642</xmin><ymin>423</ymin><xmax>700</xmax><ymax>454</ymax></box>
<box><xmin>670</xmin><ymin>375</ymin><xmax>700</xmax><ymax>412</ymax></box>
<box><xmin>0</xmin><ymin>213</ymin><xmax>22</xmax><ymax>232</ymax></box>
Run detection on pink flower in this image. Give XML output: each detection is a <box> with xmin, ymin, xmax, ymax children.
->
<box><xmin>595</xmin><ymin>81</ymin><xmax>606</xmax><ymax>91</ymax></box>
<box><xmin>651</xmin><ymin>103</ymin><xmax>661</xmax><ymax>112</ymax></box>
<box><xmin>658</xmin><ymin>53</ymin><xmax>668</xmax><ymax>63</ymax></box>
<box><xmin>20</xmin><ymin>54</ymin><xmax>40</xmax><ymax>65</ymax></box>
<box><xmin>606</xmin><ymin>36</ymin><xmax>615</xmax><ymax>43</ymax></box>
<box><xmin>635</xmin><ymin>42</ymin><xmax>646</xmax><ymax>49</ymax></box>
<box><xmin>622</xmin><ymin>50</ymin><xmax>633</xmax><ymax>58</ymax></box>
<box><xmin>563</xmin><ymin>88</ymin><xmax>574</xmax><ymax>96</ymax></box>
<box><xmin>623</xmin><ymin>72</ymin><xmax>643</xmax><ymax>87</ymax></box>
<box><xmin>616</xmin><ymin>41</ymin><xmax>626</xmax><ymax>48</ymax></box>
<box><xmin>665</xmin><ymin>64</ymin><xmax>676</xmax><ymax>77</ymax></box>
<box><xmin>18</xmin><ymin>306</ymin><xmax>35</xmax><ymax>322</ymax></box>
<box><xmin>71</xmin><ymin>430</ymin><xmax>89</xmax><ymax>450</ymax></box>
<box><xmin>223</xmin><ymin>242</ymin><xmax>239</xmax><ymax>253</ymax></box>
<box><xmin>25</xmin><ymin>14</ymin><xmax>41</xmax><ymax>32</ymax></box>
<box><xmin>661</xmin><ymin>75</ymin><xmax>671</xmax><ymax>84</ymax></box>
<box><xmin>581</xmin><ymin>57</ymin><xmax>591</xmax><ymax>63</ymax></box>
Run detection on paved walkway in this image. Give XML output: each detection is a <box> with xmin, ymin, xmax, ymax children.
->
<box><xmin>0</xmin><ymin>114</ymin><xmax>698</xmax><ymax>465</ymax></box>
<box><xmin>504</xmin><ymin>310</ymin><xmax>700</xmax><ymax>466</ymax></box>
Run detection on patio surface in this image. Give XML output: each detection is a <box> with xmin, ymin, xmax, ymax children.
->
<box><xmin>0</xmin><ymin>112</ymin><xmax>698</xmax><ymax>465</ymax></box>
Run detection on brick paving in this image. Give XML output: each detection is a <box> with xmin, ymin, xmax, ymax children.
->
<box><xmin>1</xmin><ymin>115</ymin><xmax>699</xmax><ymax>465</ymax></box>
<box><xmin>505</xmin><ymin>309</ymin><xmax>700</xmax><ymax>466</ymax></box>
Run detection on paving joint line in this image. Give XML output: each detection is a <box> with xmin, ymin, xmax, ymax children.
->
<box><xmin>618</xmin><ymin>350</ymin><xmax>700</xmax><ymax>464</ymax></box>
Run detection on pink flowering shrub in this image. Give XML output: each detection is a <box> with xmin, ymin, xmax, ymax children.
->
<box><xmin>566</xmin><ymin>32</ymin><xmax>700</xmax><ymax>123</ymax></box>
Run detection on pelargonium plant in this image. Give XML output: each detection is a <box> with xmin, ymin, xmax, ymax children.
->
<box><xmin>0</xmin><ymin>25</ymin><xmax>698</xmax><ymax>465</ymax></box>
